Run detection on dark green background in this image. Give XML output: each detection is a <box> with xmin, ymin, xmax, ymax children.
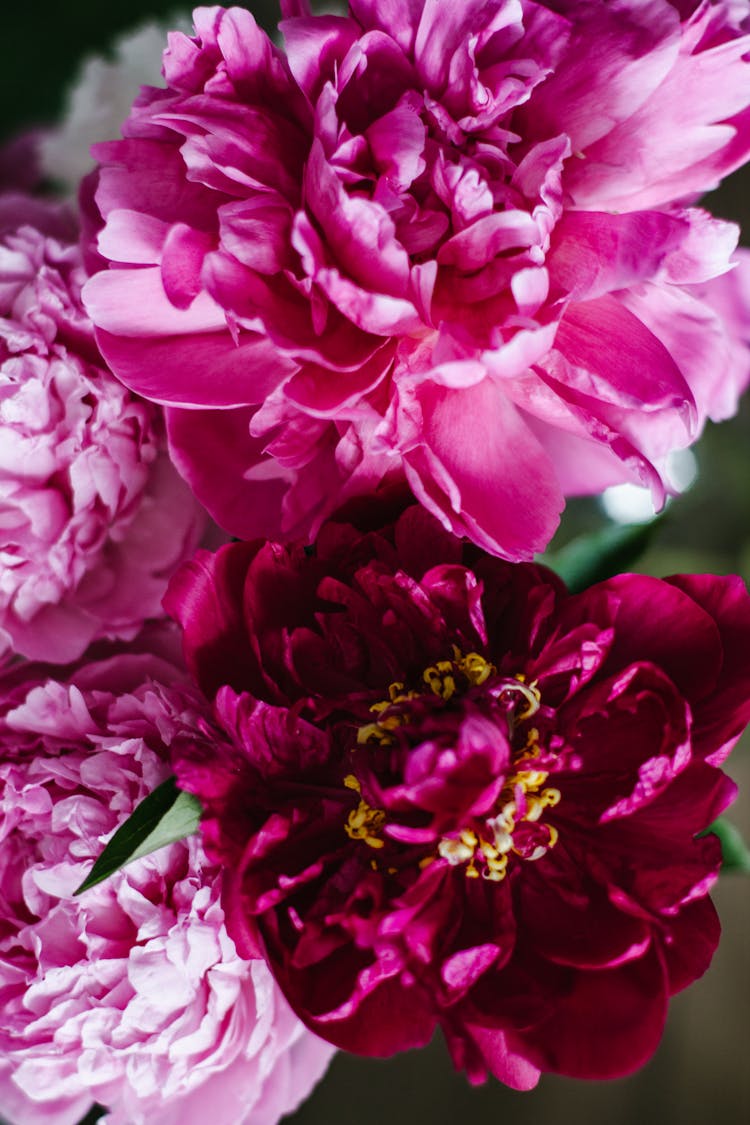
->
<box><xmin>1</xmin><ymin>3</ymin><xmax>272</xmax><ymax>140</ymax></box>
<box><xmin>2</xmin><ymin>4</ymin><xmax>749</xmax><ymax>1124</ymax></box>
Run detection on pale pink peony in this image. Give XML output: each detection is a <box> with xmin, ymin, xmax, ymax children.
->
<box><xmin>0</xmin><ymin>647</ymin><xmax>334</xmax><ymax>1125</ymax></box>
<box><xmin>84</xmin><ymin>1</ymin><xmax>750</xmax><ymax>559</ymax></box>
<box><xmin>0</xmin><ymin>195</ymin><xmax>205</xmax><ymax>662</ymax></box>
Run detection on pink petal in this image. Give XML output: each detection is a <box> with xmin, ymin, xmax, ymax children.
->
<box><xmin>166</xmin><ymin>405</ymin><xmax>293</xmax><ymax>539</ymax></box>
<box><xmin>568</xmin><ymin>7</ymin><xmax>750</xmax><ymax>209</ymax></box>
<box><xmin>281</xmin><ymin>14</ymin><xmax>360</xmax><ymax>100</ymax></box>
<box><xmin>399</xmin><ymin>374</ymin><xmax>564</xmax><ymax>560</ymax></box>
<box><xmin>94</xmin><ymin>327</ymin><xmax>293</xmax><ymax>408</ymax></box>
<box><xmin>548</xmin><ymin>209</ymin><xmax>692</xmax><ymax>302</ymax></box>
<box><xmin>521</xmin><ymin>0</ymin><xmax>680</xmax><ymax>152</ymax></box>
<box><xmin>161</xmin><ymin>223</ymin><xmax>216</xmax><ymax>309</ymax></box>
<box><xmin>552</xmin><ymin>294</ymin><xmax>694</xmax><ymax>415</ymax></box>
<box><xmin>83</xmin><ymin>266</ymin><xmax>224</xmax><ymax>337</ymax></box>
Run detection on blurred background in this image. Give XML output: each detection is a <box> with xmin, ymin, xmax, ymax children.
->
<box><xmin>2</xmin><ymin>2</ymin><xmax>748</xmax><ymax>1122</ymax></box>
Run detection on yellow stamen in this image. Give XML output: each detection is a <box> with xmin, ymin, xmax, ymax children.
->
<box><xmin>516</xmin><ymin>727</ymin><xmax>541</xmax><ymax>761</ymax></box>
<box><xmin>437</xmin><ymin>829</ymin><xmax>477</xmax><ymax>866</ymax></box>
<box><xmin>452</xmin><ymin>646</ymin><xmax>496</xmax><ymax>686</ymax></box>
<box><xmin>482</xmin><ymin>853</ymin><xmax>508</xmax><ymax>882</ymax></box>
<box><xmin>356</xmin><ymin>649</ymin><xmax>499</xmax><ymax>746</ymax></box>
<box><xmin>434</xmin><ymin>682</ymin><xmax>561</xmax><ymax>882</ymax></box>
<box><xmin>356</xmin><ymin>721</ymin><xmax>397</xmax><ymax>746</ymax></box>
<box><xmin>512</xmin><ymin>767</ymin><xmax>548</xmax><ymax>789</ymax></box>
<box><xmin>500</xmin><ymin>677</ymin><xmax>541</xmax><ymax>721</ymax></box>
<box><xmin>486</xmin><ymin>808</ymin><xmax>515</xmax><ymax>852</ymax></box>
<box><xmin>344</xmin><ymin>776</ymin><xmax>386</xmax><ymax>849</ymax></box>
<box><xmin>345</xmin><ymin>798</ymin><xmax>386</xmax><ymax>848</ymax></box>
<box><xmin>423</xmin><ymin>660</ymin><xmax>457</xmax><ymax>699</ymax></box>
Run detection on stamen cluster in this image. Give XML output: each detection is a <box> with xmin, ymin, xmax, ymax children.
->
<box><xmin>350</xmin><ymin>656</ymin><xmax>560</xmax><ymax>883</ymax></box>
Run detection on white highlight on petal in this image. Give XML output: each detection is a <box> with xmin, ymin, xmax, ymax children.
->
<box><xmin>601</xmin><ymin>449</ymin><xmax>698</xmax><ymax>524</ymax></box>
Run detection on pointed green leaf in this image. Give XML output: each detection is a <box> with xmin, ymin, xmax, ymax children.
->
<box><xmin>76</xmin><ymin>1105</ymin><xmax>107</xmax><ymax>1125</ymax></box>
<box><xmin>706</xmin><ymin>816</ymin><xmax>750</xmax><ymax>874</ymax></box>
<box><xmin>74</xmin><ymin>777</ymin><xmax>202</xmax><ymax>895</ymax></box>
<box><xmin>541</xmin><ymin>517</ymin><xmax>664</xmax><ymax>594</ymax></box>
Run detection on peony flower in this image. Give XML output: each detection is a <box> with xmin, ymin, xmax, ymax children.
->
<box><xmin>84</xmin><ymin>0</ymin><xmax>750</xmax><ymax>558</ymax></box>
<box><xmin>0</xmin><ymin>195</ymin><xmax>205</xmax><ymax>663</ymax></box>
<box><xmin>0</xmin><ymin>646</ymin><xmax>334</xmax><ymax>1125</ymax></box>
<box><xmin>166</xmin><ymin>507</ymin><xmax>750</xmax><ymax>1087</ymax></box>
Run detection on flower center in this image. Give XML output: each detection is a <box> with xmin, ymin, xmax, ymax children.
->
<box><xmin>343</xmin><ymin>651</ymin><xmax>561</xmax><ymax>879</ymax></box>
<box><xmin>437</xmin><ymin>724</ymin><xmax>561</xmax><ymax>882</ymax></box>
<box><xmin>356</xmin><ymin>647</ymin><xmax>534</xmax><ymax>747</ymax></box>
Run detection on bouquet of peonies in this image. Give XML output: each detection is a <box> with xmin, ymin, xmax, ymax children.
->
<box><xmin>2</xmin><ymin>1</ymin><xmax>750</xmax><ymax>1122</ymax></box>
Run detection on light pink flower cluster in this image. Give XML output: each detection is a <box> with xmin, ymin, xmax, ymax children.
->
<box><xmin>0</xmin><ymin>195</ymin><xmax>204</xmax><ymax>663</ymax></box>
<box><xmin>0</xmin><ymin>648</ymin><xmax>334</xmax><ymax>1125</ymax></box>
<box><xmin>84</xmin><ymin>0</ymin><xmax>750</xmax><ymax>558</ymax></box>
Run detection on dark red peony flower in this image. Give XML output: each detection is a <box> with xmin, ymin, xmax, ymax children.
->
<box><xmin>166</xmin><ymin>508</ymin><xmax>750</xmax><ymax>1087</ymax></box>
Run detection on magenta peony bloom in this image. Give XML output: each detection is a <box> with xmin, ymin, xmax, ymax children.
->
<box><xmin>0</xmin><ymin>196</ymin><xmax>205</xmax><ymax>663</ymax></box>
<box><xmin>84</xmin><ymin>0</ymin><xmax>750</xmax><ymax>558</ymax></box>
<box><xmin>166</xmin><ymin>508</ymin><xmax>750</xmax><ymax>1087</ymax></box>
<box><xmin>0</xmin><ymin>647</ymin><xmax>334</xmax><ymax>1125</ymax></box>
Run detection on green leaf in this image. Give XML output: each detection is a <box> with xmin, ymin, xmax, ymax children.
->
<box><xmin>540</xmin><ymin>518</ymin><xmax>664</xmax><ymax>594</ymax></box>
<box><xmin>76</xmin><ymin>1105</ymin><xmax>107</xmax><ymax>1125</ymax></box>
<box><xmin>706</xmin><ymin>816</ymin><xmax>750</xmax><ymax>874</ymax></box>
<box><xmin>74</xmin><ymin>777</ymin><xmax>202</xmax><ymax>895</ymax></box>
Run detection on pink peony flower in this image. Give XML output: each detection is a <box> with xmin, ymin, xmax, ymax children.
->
<box><xmin>84</xmin><ymin>0</ymin><xmax>750</xmax><ymax>558</ymax></box>
<box><xmin>166</xmin><ymin>507</ymin><xmax>750</xmax><ymax>1087</ymax></box>
<box><xmin>0</xmin><ymin>195</ymin><xmax>205</xmax><ymax>663</ymax></box>
<box><xmin>0</xmin><ymin>646</ymin><xmax>334</xmax><ymax>1125</ymax></box>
